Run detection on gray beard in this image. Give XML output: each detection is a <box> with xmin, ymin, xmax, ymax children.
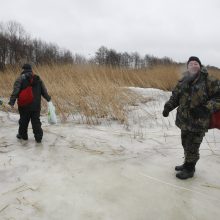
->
<box><xmin>182</xmin><ymin>71</ymin><xmax>200</xmax><ymax>84</ymax></box>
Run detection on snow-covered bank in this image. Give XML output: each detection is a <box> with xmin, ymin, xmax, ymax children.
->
<box><xmin>0</xmin><ymin>88</ymin><xmax>220</xmax><ymax>220</ymax></box>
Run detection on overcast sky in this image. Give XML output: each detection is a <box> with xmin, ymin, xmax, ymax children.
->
<box><xmin>0</xmin><ymin>0</ymin><xmax>220</xmax><ymax>67</ymax></box>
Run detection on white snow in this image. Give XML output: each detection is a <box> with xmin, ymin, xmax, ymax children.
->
<box><xmin>0</xmin><ymin>88</ymin><xmax>220</xmax><ymax>220</ymax></box>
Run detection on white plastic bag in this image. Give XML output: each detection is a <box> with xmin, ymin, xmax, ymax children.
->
<box><xmin>48</xmin><ymin>101</ymin><xmax>57</xmax><ymax>124</ymax></box>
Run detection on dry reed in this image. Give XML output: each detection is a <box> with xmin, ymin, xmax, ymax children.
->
<box><xmin>1</xmin><ymin>64</ymin><xmax>219</xmax><ymax>124</ymax></box>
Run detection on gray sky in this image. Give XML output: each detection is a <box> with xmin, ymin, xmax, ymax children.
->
<box><xmin>0</xmin><ymin>0</ymin><xmax>220</xmax><ymax>67</ymax></box>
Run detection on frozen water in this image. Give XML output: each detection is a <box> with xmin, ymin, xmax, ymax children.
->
<box><xmin>0</xmin><ymin>88</ymin><xmax>220</xmax><ymax>220</ymax></box>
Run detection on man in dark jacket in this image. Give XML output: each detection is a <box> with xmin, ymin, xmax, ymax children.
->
<box><xmin>163</xmin><ymin>56</ymin><xmax>220</xmax><ymax>179</ymax></box>
<box><xmin>9</xmin><ymin>64</ymin><xmax>51</xmax><ymax>143</ymax></box>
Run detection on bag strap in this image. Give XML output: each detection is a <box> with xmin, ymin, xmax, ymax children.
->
<box><xmin>29</xmin><ymin>74</ymin><xmax>34</xmax><ymax>86</ymax></box>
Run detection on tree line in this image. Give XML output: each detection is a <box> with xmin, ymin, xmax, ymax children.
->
<box><xmin>0</xmin><ymin>20</ymin><xmax>188</xmax><ymax>71</ymax></box>
<box><xmin>0</xmin><ymin>21</ymin><xmax>86</xmax><ymax>70</ymax></box>
<box><xmin>94</xmin><ymin>46</ymin><xmax>177</xmax><ymax>68</ymax></box>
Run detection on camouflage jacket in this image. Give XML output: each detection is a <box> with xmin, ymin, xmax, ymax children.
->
<box><xmin>164</xmin><ymin>67</ymin><xmax>220</xmax><ymax>132</ymax></box>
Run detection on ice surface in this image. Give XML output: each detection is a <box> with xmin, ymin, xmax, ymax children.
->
<box><xmin>0</xmin><ymin>88</ymin><xmax>220</xmax><ymax>220</ymax></box>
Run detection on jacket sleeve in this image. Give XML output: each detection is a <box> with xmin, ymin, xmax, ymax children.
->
<box><xmin>164</xmin><ymin>83</ymin><xmax>180</xmax><ymax>112</ymax></box>
<box><xmin>206</xmin><ymin>76</ymin><xmax>220</xmax><ymax>113</ymax></box>
<box><xmin>8</xmin><ymin>76</ymin><xmax>22</xmax><ymax>106</ymax></box>
<box><xmin>41</xmin><ymin>80</ymin><xmax>51</xmax><ymax>102</ymax></box>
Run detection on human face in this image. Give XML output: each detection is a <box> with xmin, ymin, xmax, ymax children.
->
<box><xmin>187</xmin><ymin>61</ymin><xmax>201</xmax><ymax>74</ymax></box>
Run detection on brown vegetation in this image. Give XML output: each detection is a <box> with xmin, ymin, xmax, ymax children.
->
<box><xmin>1</xmin><ymin>64</ymin><xmax>219</xmax><ymax>124</ymax></box>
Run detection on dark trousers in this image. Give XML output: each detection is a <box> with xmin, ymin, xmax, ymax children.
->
<box><xmin>18</xmin><ymin>108</ymin><xmax>43</xmax><ymax>141</ymax></box>
<box><xmin>181</xmin><ymin>130</ymin><xmax>205</xmax><ymax>164</ymax></box>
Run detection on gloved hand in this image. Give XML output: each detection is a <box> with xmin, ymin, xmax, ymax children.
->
<box><xmin>190</xmin><ymin>105</ymin><xmax>210</xmax><ymax>119</ymax></box>
<box><xmin>162</xmin><ymin>108</ymin><xmax>170</xmax><ymax>117</ymax></box>
<box><xmin>162</xmin><ymin>102</ymin><xmax>172</xmax><ymax>117</ymax></box>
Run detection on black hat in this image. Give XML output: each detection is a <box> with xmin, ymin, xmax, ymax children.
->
<box><xmin>187</xmin><ymin>56</ymin><xmax>202</xmax><ymax>67</ymax></box>
<box><xmin>22</xmin><ymin>63</ymin><xmax>32</xmax><ymax>71</ymax></box>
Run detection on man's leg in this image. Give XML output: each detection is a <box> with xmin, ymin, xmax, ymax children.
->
<box><xmin>31</xmin><ymin>110</ymin><xmax>43</xmax><ymax>143</ymax></box>
<box><xmin>18</xmin><ymin>108</ymin><xmax>31</xmax><ymax>140</ymax></box>
<box><xmin>175</xmin><ymin>130</ymin><xmax>189</xmax><ymax>171</ymax></box>
<box><xmin>176</xmin><ymin>131</ymin><xmax>205</xmax><ymax>179</ymax></box>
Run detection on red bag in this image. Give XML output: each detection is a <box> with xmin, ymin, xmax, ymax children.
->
<box><xmin>17</xmin><ymin>75</ymin><xmax>34</xmax><ymax>108</ymax></box>
<box><xmin>209</xmin><ymin>111</ymin><xmax>220</xmax><ymax>129</ymax></box>
<box><xmin>17</xmin><ymin>86</ymin><xmax>34</xmax><ymax>107</ymax></box>
<box><xmin>17</xmin><ymin>75</ymin><xmax>34</xmax><ymax>107</ymax></box>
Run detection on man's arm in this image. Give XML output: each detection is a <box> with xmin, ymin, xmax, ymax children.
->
<box><xmin>8</xmin><ymin>76</ymin><xmax>22</xmax><ymax>106</ymax></box>
<box><xmin>206</xmin><ymin>77</ymin><xmax>220</xmax><ymax>113</ymax></box>
<box><xmin>41</xmin><ymin>80</ymin><xmax>51</xmax><ymax>102</ymax></box>
<box><xmin>163</xmin><ymin>84</ymin><xmax>180</xmax><ymax>117</ymax></box>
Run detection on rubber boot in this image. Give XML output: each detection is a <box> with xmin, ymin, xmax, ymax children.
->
<box><xmin>176</xmin><ymin>162</ymin><xmax>195</xmax><ymax>180</ymax></box>
<box><xmin>175</xmin><ymin>163</ymin><xmax>186</xmax><ymax>171</ymax></box>
<box><xmin>16</xmin><ymin>134</ymin><xmax>28</xmax><ymax>140</ymax></box>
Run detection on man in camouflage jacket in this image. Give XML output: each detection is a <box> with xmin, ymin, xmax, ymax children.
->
<box><xmin>8</xmin><ymin>64</ymin><xmax>51</xmax><ymax>143</ymax></box>
<box><xmin>163</xmin><ymin>56</ymin><xmax>220</xmax><ymax>179</ymax></box>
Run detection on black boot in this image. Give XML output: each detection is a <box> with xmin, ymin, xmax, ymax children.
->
<box><xmin>35</xmin><ymin>139</ymin><xmax>42</xmax><ymax>143</ymax></box>
<box><xmin>16</xmin><ymin>134</ymin><xmax>28</xmax><ymax>140</ymax></box>
<box><xmin>175</xmin><ymin>163</ymin><xmax>186</xmax><ymax>171</ymax></box>
<box><xmin>16</xmin><ymin>134</ymin><xmax>22</xmax><ymax>139</ymax></box>
<box><xmin>176</xmin><ymin>162</ymin><xmax>195</xmax><ymax>180</ymax></box>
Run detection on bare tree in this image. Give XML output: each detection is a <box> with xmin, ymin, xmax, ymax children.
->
<box><xmin>95</xmin><ymin>46</ymin><xmax>108</xmax><ymax>65</ymax></box>
<box><xmin>0</xmin><ymin>20</ymin><xmax>76</xmax><ymax>68</ymax></box>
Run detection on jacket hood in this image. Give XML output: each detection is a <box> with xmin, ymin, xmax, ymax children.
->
<box><xmin>20</xmin><ymin>70</ymin><xmax>40</xmax><ymax>85</ymax></box>
<box><xmin>21</xmin><ymin>70</ymin><xmax>33</xmax><ymax>80</ymax></box>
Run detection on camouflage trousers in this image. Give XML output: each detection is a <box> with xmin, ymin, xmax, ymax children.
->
<box><xmin>181</xmin><ymin>130</ymin><xmax>205</xmax><ymax>164</ymax></box>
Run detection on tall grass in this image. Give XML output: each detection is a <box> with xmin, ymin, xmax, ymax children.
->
<box><xmin>1</xmin><ymin>64</ymin><xmax>219</xmax><ymax>124</ymax></box>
